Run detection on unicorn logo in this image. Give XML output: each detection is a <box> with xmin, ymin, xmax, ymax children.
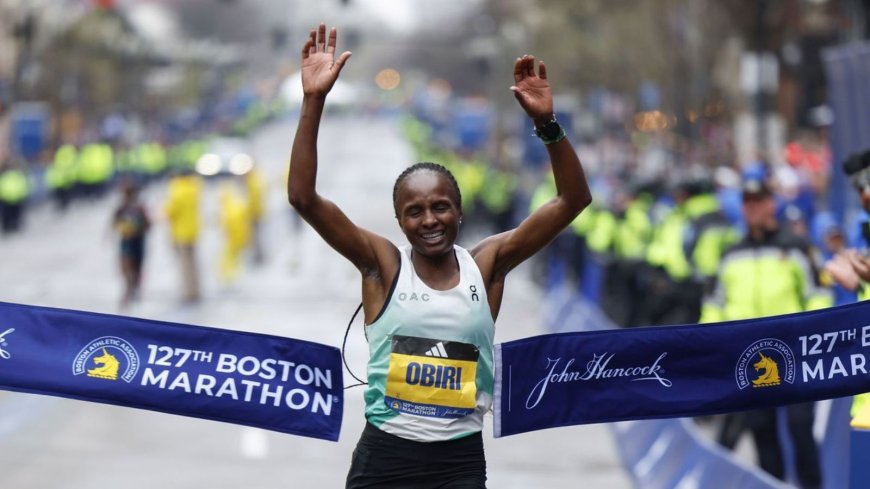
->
<box><xmin>87</xmin><ymin>348</ymin><xmax>120</xmax><ymax>380</ymax></box>
<box><xmin>751</xmin><ymin>352</ymin><xmax>781</xmax><ymax>387</ymax></box>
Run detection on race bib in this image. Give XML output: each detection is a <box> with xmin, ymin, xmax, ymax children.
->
<box><xmin>384</xmin><ymin>335</ymin><xmax>479</xmax><ymax>418</ymax></box>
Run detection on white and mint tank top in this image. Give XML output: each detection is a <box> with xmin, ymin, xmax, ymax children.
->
<box><xmin>363</xmin><ymin>245</ymin><xmax>495</xmax><ymax>442</ymax></box>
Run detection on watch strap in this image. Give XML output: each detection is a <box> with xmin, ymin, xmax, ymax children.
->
<box><xmin>533</xmin><ymin>117</ymin><xmax>567</xmax><ymax>145</ymax></box>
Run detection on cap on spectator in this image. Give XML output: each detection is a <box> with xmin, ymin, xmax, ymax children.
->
<box><xmin>812</xmin><ymin>211</ymin><xmax>841</xmax><ymax>243</ymax></box>
<box><xmin>742</xmin><ymin>162</ymin><xmax>768</xmax><ymax>182</ymax></box>
<box><xmin>741</xmin><ymin>179</ymin><xmax>773</xmax><ymax>200</ymax></box>
<box><xmin>808</xmin><ymin>104</ymin><xmax>834</xmax><ymax>127</ymax></box>
<box><xmin>843</xmin><ymin>150</ymin><xmax>870</xmax><ymax>176</ymax></box>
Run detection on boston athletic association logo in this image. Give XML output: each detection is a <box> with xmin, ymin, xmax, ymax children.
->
<box><xmin>736</xmin><ymin>338</ymin><xmax>795</xmax><ymax>390</ymax></box>
<box><xmin>72</xmin><ymin>336</ymin><xmax>140</xmax><ymax>383</ymax></box>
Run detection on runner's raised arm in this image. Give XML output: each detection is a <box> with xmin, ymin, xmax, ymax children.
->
<box><xmin>287</xmin><ymin>24</ymin><xmax>397</xmax><ymax>283</ymax></box>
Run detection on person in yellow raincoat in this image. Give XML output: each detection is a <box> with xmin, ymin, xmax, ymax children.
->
<box><xmin>164</xmin><ymin>169</ymin><xmax>203</xmax><ymax>302</ymax></box>
<box><xmin>218</xmin><ymin>181</ymin><xmax>251</xmax><ymax>283</ymax></box>
<box><xmin>244</xmin><ymin>167</ymin><xmax>266</xmax><ymax>264</ymax></box>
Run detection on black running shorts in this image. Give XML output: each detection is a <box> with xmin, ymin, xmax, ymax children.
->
<box><xmin>346</xmin><ymin>422</ymin><xmax>487</xmax><ymax>488</ymax></box>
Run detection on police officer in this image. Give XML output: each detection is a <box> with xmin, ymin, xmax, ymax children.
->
<box><xmin>46</xmin><ymin>143</ymin><xmax>78</xmax><ymax>210</ymax></box>
<box><xmin>702</xmin><ymin>179</ymin><xmax>832</xmax><ymax>488</ymax></box>
<box><xmin>0</xmin><ymin>162</ymin><xmax>31</xmax><ymax>234</ymax></box>
<box><xmin>478</xmin><ymin>162</ymin><xmax>517</xmax><ymax>234</ymax></box>
<box><xmin>645</xmin><ymin>176</ymin><xmax>737</xmax><ymax>325</ymax></box>
<box><xmin>76</xmin><ymin>141</ymin><xmax>114</xmax><ymax>199</ymax></box>
<box><xmin>606</xmin><ymin>181</ymin><xmax>656</xmax><ymax>327</ymax></box>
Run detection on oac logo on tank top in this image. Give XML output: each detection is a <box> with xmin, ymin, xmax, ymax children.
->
<box><xmin>397</xmin><ymin>292</ymin><xmax>430</xmax><ymax>302</ymax></box>
<box><xmin>385</xmin><ymin>335</ymin><xmax>479</xmax><ymax>418</ymax></box>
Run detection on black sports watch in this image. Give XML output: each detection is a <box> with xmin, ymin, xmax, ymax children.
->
<box><xmin>533</xmin><ymin>116</ymin><xmax>566</xmax><ymax>145</ymax></box>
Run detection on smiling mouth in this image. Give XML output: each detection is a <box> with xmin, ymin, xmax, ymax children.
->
<box><xmin>421</xmin><ymin>231</ymin><xmax>445</xmax><ymax>242</ymax></box>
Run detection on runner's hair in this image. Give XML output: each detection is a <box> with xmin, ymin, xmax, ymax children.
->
<box><xmin>392</xmin><ymin>162</ymin><xmax>462</xmax><ymax>213</ymax></box>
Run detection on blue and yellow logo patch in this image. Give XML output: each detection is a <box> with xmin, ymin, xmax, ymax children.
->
<box><xmin>735</xmin><ymin>338</ymin><xmax>795</xmax><ymax>390</ymax></box>
<box><xmin>72</xmin><ymin>336</ymin><xmax>140</xmax><ymax>383</ymax></box>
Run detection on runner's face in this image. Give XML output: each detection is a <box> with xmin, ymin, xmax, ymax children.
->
<box><xmin>395</xmin><ymin>171</ymin><xmax>461</xmax><ymax>257</ymax></box>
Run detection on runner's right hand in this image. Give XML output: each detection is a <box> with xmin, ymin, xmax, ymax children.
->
<box><xmin>301</xmin><ymin>23</ymin><xmax>352</xmax><ymax>99</ymax></box>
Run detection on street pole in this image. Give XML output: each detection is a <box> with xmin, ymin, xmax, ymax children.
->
<box><xmin>755</xmin><ymin>0</ymin><xmax>768</xmax><ymax>163</ymax></box>
<box><xmin>11</xmin><ymin>10</ymin><xmax>35</xmax><ymax>103</ymax></box>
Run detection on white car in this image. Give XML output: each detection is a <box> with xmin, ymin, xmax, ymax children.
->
<box><xmin>195</xmin><ymin>137</ymin><xmax>255</xmax><ymax>177</ymax></box>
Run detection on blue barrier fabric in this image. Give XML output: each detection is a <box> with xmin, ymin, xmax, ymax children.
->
<box><xmin>612</xmin><ymin>419</ymin><xmax>790</xmax><ymax>489</ymax></box>
<box><xmin>0</xmin><ymin>301</ymin><xmax>343</xmax><ymax>441</ymax></box>
<box><xmin>494</xmin><ymin>300</ymin><xmax>870</xmax><ymax>438</ymax></box>
<box><xmin>850</xmin><ymin>428</ymin><xmax>870</xmax><ymax>488</ymax></box>
<box><xmin>540</xmin><ymin>283</ymin><xmax>790</xmax><ymax>489</ymax></box>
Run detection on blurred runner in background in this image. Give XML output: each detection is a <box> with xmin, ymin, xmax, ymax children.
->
<box><xmin>111</xmin><ymin>181</ymin><xmax>150</xmax><ymax>310</ymax></box>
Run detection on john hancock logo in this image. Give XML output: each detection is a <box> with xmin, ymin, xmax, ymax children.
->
<box><xmin>0</xmin><ymin>328</ymin><xmax>15</xmax><ymax>359</ymax></box>
<box><xmin>72</xmin><ymin>336</ymin><xmax>140</xmax><ymax>383</ymax></box>
<box><xmin>736</xmin><ymin>338</ymin><xmax>795</xmax><ymax>390</ymax></box>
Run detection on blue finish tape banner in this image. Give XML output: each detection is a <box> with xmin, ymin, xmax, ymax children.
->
<box><xmin>0</xmin><ymin>301</ymin><xmax>343</xmax><ymax>441</ymax></box>
<box><xmin>494</xmin><ymin>300</ymin><xmax>870</xmax><ymax>437</ymax></box>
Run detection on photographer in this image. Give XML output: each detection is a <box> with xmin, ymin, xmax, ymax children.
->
<box><xmin>825</xmin><ymin>150</ymin><xmax>870</xmax><ymax>419</ymax></box>
<box><xmin>825</xmin><ymin>151</ymin><xmax>870</xmax><ymax>302</ymax></box>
